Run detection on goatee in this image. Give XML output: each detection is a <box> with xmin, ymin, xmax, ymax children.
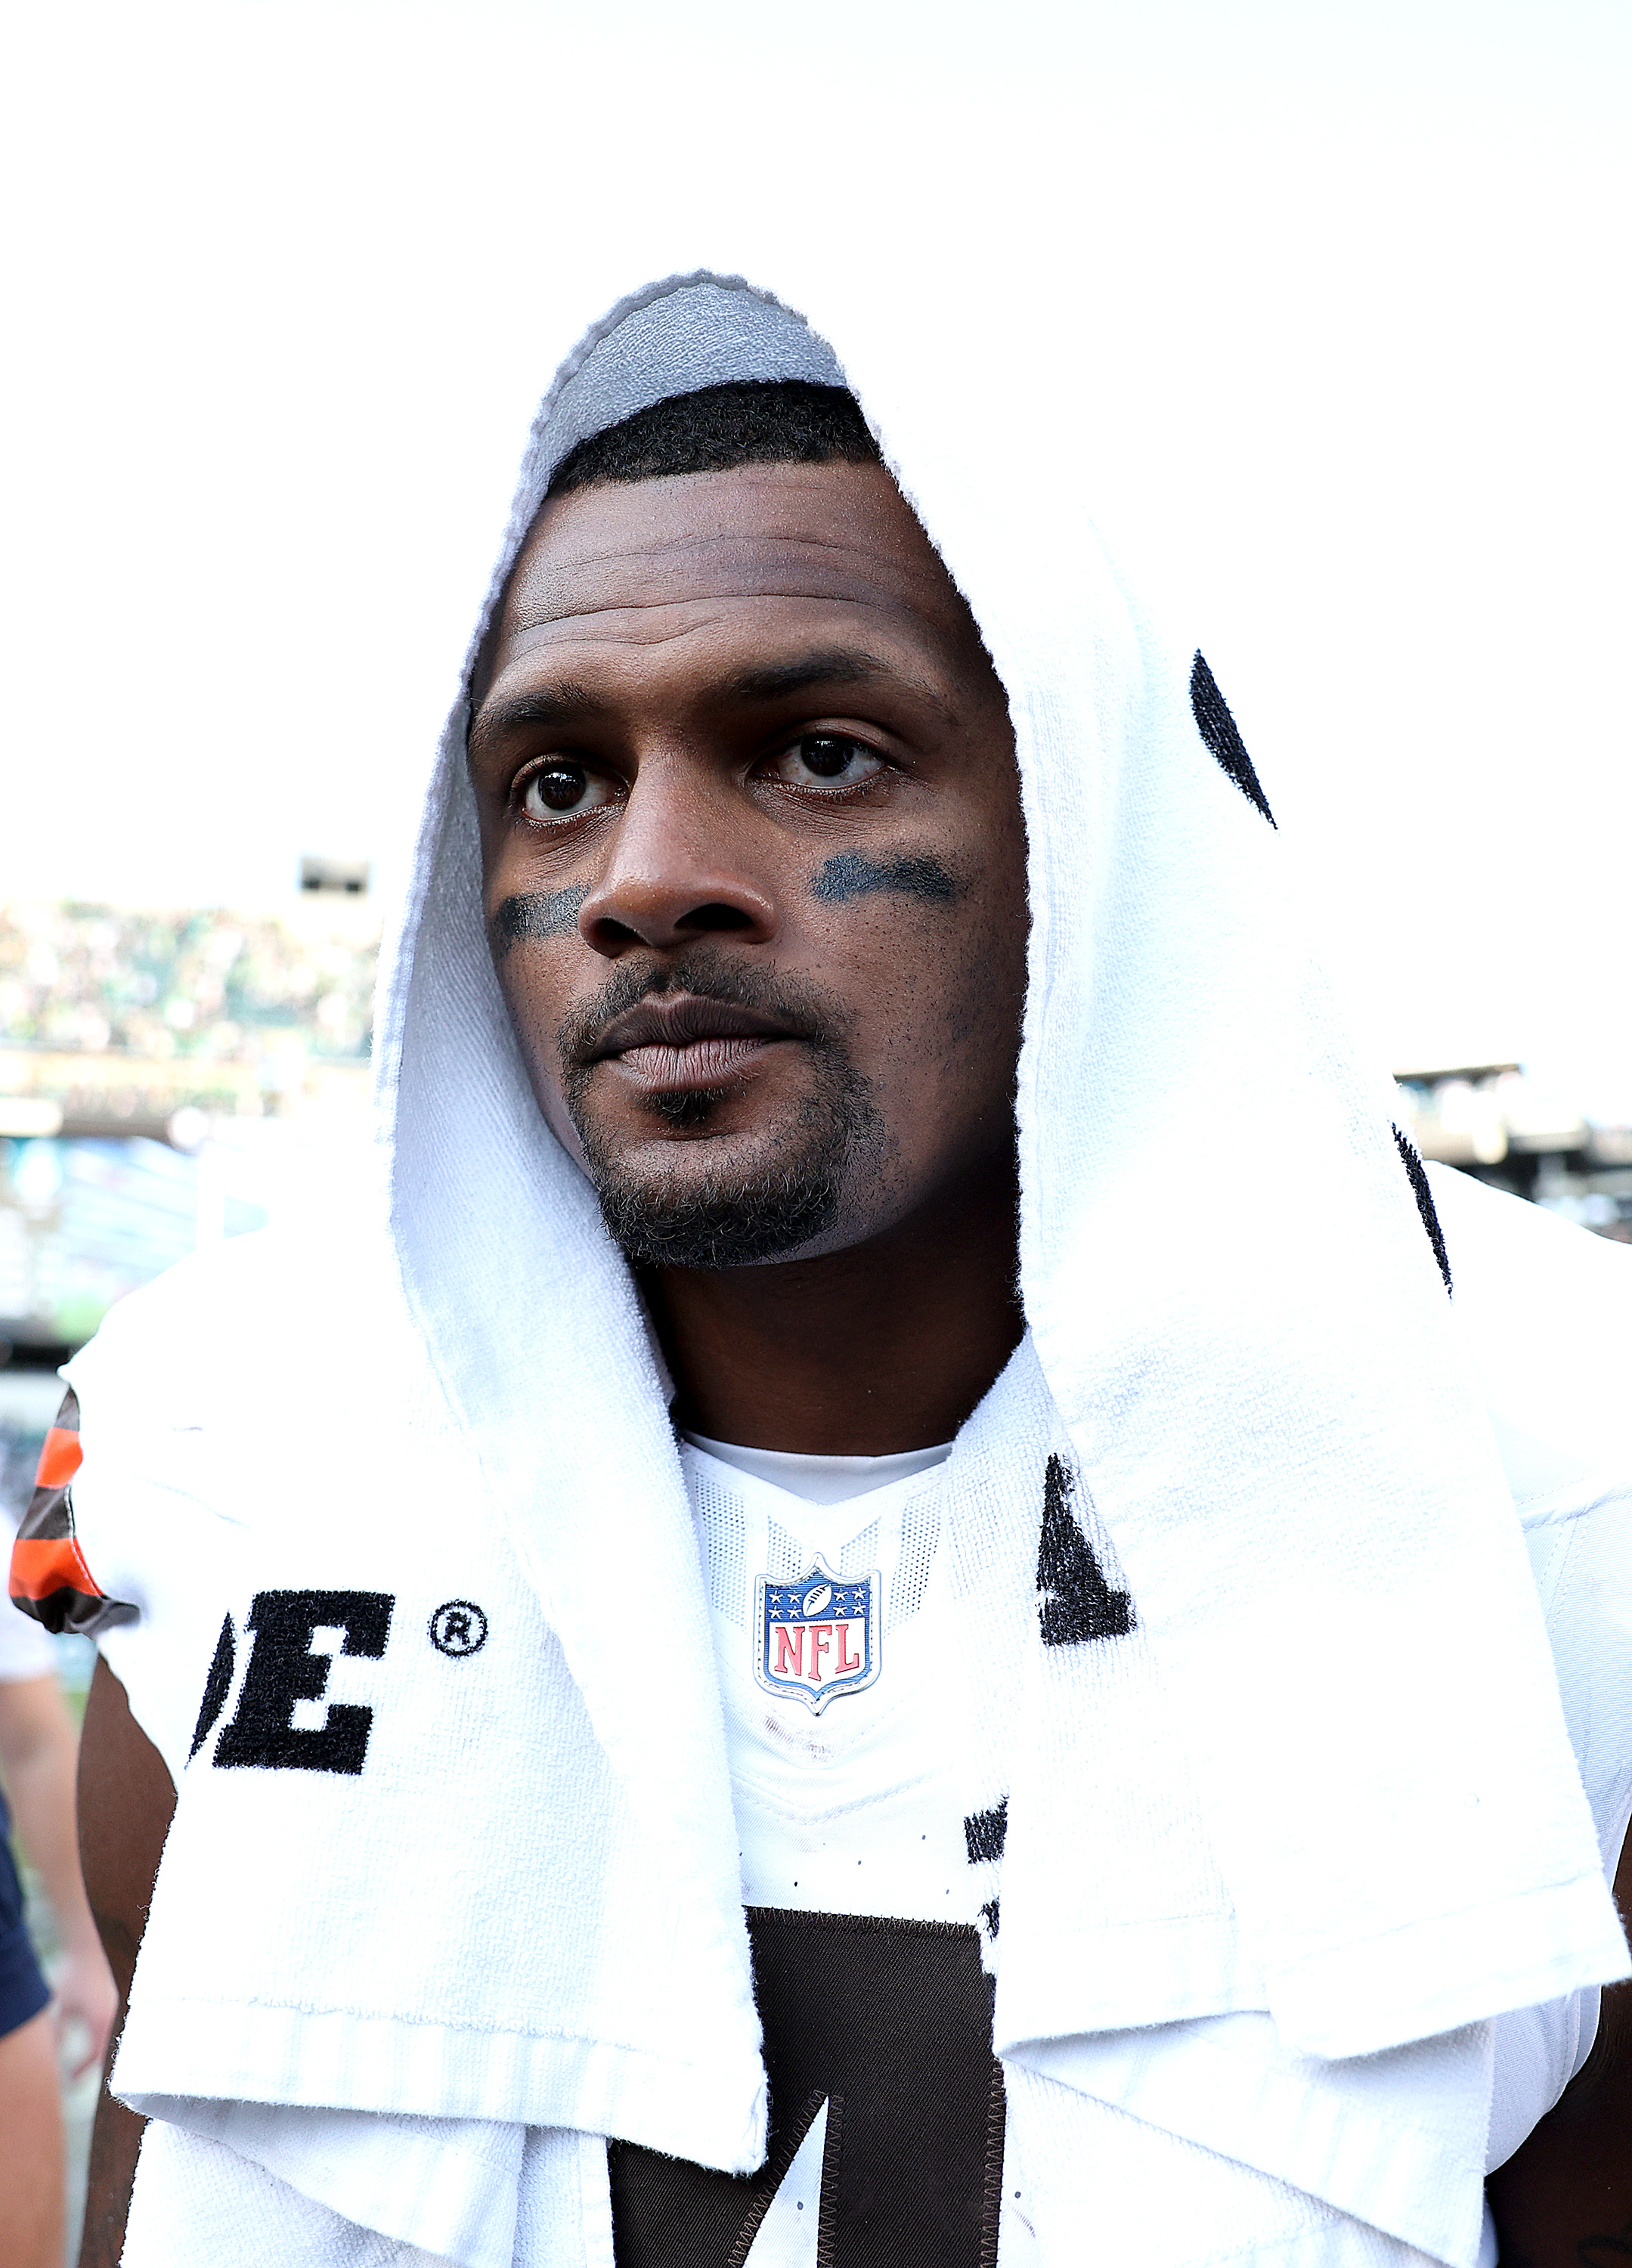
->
<box><xmin>558</xmin><ymin>952</ymin><xmax>887</xmax><ymax>1269</ymax></box>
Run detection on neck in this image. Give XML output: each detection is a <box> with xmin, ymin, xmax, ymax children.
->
<box><xmin>643</xmin><ymin>1148</ymin><xmax>1023</xmax><ymax>1455</ymax></box>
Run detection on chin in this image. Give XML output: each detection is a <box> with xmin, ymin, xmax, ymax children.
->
<box><xmin>568</xmin><ymin>1051</ymin><xmax>892</xmax><ymax>1270</ymax></box>
<box><xmin>577</xmin><ymin>1117</ymin><xmax>844</xmax><ymax>1269</ymax></box>
<box><xmin>593</xmin><ymin>1167</ymin><xmax>842</xmax><ymax>1269</ymax></box>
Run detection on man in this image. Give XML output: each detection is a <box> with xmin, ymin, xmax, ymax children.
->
<box><xmin>12</xmin><ymin>275</ymin><xmax>1632</xmax><ymax>2267</ymax></box>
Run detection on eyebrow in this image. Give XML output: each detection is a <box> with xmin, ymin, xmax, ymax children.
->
<box><xmin>469</xmin><ymin>646</ymin><xmax>905</xmax><ymax>760</ymax></box>
<box><xmin>466</xmin><ymin>680</ymin><xmax>601</xmax><ymax>763</ymax></box>
<box><xmin>717</xmin><ymin>648</ymin><xmax>890</xmax><ymax>702</ymax></box>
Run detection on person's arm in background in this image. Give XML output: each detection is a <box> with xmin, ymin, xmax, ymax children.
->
<box><xmin>0</xmin><ymin>1668</ymin><xmax>118</xmax><ymax>2078</ymax></box>
<box><xmin>1487</xmin><ymin>1825</ymin><xmax>1632</xmax><ymax>2266</ymax></box>
<box><xmin>74</xmin><ymin>1655</ymin><xmax>175</xmax><ymax>2268</ymax></box>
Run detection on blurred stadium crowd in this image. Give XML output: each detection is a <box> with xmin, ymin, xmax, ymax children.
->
<box><xmin>2</xmin><ymin>900</ymin><xmax>377</xmax><ymax>1360</ymax></box>
<box><xmin>0</xmin><ymin>902</ymin><xmax>375</xmax><ymax>1120</ymax></box>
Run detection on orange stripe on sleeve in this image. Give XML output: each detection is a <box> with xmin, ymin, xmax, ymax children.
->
<box><xmin>8</xmin><ymin>1535</ymin><xmax>104</xmax><ymax>1605</ymax></box>
<box><xmin>35</xmin><ymin>1427</ymin><xmax>83</xmax><ymax>1490</ymax></box>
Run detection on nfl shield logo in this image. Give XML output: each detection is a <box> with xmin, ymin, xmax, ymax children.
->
<box><xmin>754</xmin><ymin>1556</ymin><xmax>880</xmax><ymax>1716</ymax></box>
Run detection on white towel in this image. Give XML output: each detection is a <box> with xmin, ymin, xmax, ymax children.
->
<box><xmin>379</xmin><ymin>267</ymin><xmax>1625</xmax><ymax>2056</ymax></box>
<box><xmin>83</xmin><ymin>1209</ymin><xmax>1631</xmax><ymax>2263</ymax></box>
<box><xmin>47</xmin><ymin>267</ymin><xmax>1630</xmax><ymax>2265</ymax></box>
<box><xmin>100</xmin><ymin>1309</ymin><xmax>1559</xmax><ymax>2266</ymax></box>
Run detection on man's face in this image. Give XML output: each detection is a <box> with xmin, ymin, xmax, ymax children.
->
<box><xmin>467</xmin><ymin>457</ymin><xmax>1027</xmax><ymax>1270</ymax></box>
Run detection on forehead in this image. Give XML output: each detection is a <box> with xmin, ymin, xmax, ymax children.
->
<box><xmin>482</xmin><ymin>460</ymin><xmax>985</xmax><ymax>695</ymax></box>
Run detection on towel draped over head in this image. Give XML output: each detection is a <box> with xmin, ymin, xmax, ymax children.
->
<box><xmin>60</xmin><ymin>268</ymin><xmax>1626</xmax><ymax>2268</ymax></box>
<box><xmin>387</xmin><ymin>265</ymin><xmax>1622</xmax><ymax>2049</ymax></box>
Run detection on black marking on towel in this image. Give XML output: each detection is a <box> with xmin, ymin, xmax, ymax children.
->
<box><xmin>980</xmin><ymin>1898</ymin><xmax>1001</xmax><ymax>1941</ymax></box>
<box><xmin>1392</xmin><ymin>1123</ymin><xmax>1453</xmax><ymax>1294</ymax></box>
<box><xmin>811</xmin><ymin>851</ymin><xmax>959</xmax><ymax>905</ymax></box>
<box><xmin>214</xmin><ymin>1589</ymin><xmax>393</xmax><ymax>1774</ymax></box>
<box><xmin>490</xmin><ymin>885</ymin><xmax>589</xmax><ymax>956</ymax></box>
<box><xmin>963</xmin><ymin>1796</ymin><xmax>1008</xmax><ymax>1867</ymax></box>
<box><xmin>429</xmin><ymin>1599</ymin><xmax>488</xmax><ymax>1656</ymax></box>
<box><xmin>188</xmin><ymin>1614</ymin><xmax>237</xmax><ymax>1761</ymax></box>
<box><xmin>1037</xmin><ymin>1456</ymin><xmax>1134</xmax><ymax>1646</ymax></box>
<box><xmin>1191</xmin><ymin>652</ymin><xmax>1275</xmax><ymax>825</ymax></box>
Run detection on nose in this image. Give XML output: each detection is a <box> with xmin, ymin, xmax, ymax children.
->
<box><xmin>578</xmin><ymin>760</ymin><xmax>777</xmax><ymax>957</ymax></box>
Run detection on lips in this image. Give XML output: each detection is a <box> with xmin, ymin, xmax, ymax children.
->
<box><xmin>587</xmin><ymin>993</ymin><xmax>798</xmax><ymax>1094</ymax></box>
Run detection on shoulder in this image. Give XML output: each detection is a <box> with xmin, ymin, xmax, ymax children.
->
<box><xmin>69</xmin><ymin>1210</ymin><xmax>415</xmax><ymax>1433</ymax></box>
<box><xmin>57</xmin><ymin>1216</ymin><xmax>451</xmax><ymax>1774</ymax></box>
<box><xmin>60</xmin><ymin>1209</ymin><xmax>430</xmax><ymax>1595</ymax></box>
<box><xmin>1428</xmin><ymin>1164</ymin><xmax>1632</xmax><ymax>1521</ymax></box>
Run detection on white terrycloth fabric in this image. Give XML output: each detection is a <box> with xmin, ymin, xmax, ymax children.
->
<box><xmin>119</xmin><ymin>2074</ymin><xmax>1465</xmax><ymax>2268</ymax></box>
<box><xmin>123</xmin><ymin>2118</ymin><xmax>604</xmax><ymax>2268</ymax></box>
<box><xmin>87</xmin><ymin>1169</ymin><xmax>1632</xmax><ymax>2268</ymax></box>
<box><xmin>58</xmin><ymin>270</ymin><xmax>1632</xmax><ymax>2264</ymax></box>
<box><xmin>376</xmin><ymin>268</ymin><xmax>1625</xmax><ymax>2053</ymax></box>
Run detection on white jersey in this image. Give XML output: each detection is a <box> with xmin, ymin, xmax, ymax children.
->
<box><xmin>683</xmin><ymin>1435</ymin><xmax>973</xmax><ymax>1924</ymax></box>
<box><xmin>681</xmin><ymin>1394</ymin><xmax>1622</xmax><ymax>2268</ymax></box>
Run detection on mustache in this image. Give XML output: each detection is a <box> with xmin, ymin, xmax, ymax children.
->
<box><xmin>555</xmin><ymin>948</ymin><xmax>842</xmax><ymax>1074</ymax></box>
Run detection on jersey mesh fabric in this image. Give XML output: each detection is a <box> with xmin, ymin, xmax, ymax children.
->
<box><xmin>680</xmin><ymin>1439</ymin><xmax>983</xmax><ymax>1928</ymax></box>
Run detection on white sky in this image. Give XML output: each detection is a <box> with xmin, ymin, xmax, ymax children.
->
<box><xmin>4</xmin><ymin>0</ymin><xmax>1629</xmax><ymax>1110</ymax></box>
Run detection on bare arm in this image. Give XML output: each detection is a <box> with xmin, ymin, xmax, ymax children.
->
<box><xmin>0</xmin><ymin>1670</ymin><xmax>119</xmax><ymax>2079</ymax></box>
<box><xmin>1487</xmin><ymin>1823</ymin><xmax>1632</xmax><ymax>2266</ymax></box>
<box><xmin>76</xmin><ymin>1654</ymin><xmax>175</xmax><ymax>2268</ymax></box>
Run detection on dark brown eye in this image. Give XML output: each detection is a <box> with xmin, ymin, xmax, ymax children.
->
<box><xmin>519</xmin><ymin>764</ymin><xmax>615</xmax><ymax>821</ymax></box>
<box><xmin>767</xmin><ymin>735</ymin><xmax>885</xmax><ymax>789</ymax></box>
<box><xmin>802</xmin><ymin>736</ymin><xmax>857</xmax><ymax>777</ymax></box>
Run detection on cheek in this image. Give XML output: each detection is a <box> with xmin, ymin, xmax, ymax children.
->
<box><xmin>491</xmin><ymin>947</ymin><xmax>581</xmax><ymax>1134</ymax></box>
<box><xmin>796</xmin><ymin>808</ymin><xmax>1026</xmax><ymax>1097</ymax></box>
<box><xmin>934</xmin><ymin>886</ymin><xmax>1028</xmax><ymax>1086</ymax></box>
<box><xmin>908</xmin><ymin>852</ymin><xmax>1029</xmax><ymax>1122</ymax></box>
<box><xmin>806</xmin><ymin>877</ymin><xmax>1025</xmax><ymax>1120</ymax></box>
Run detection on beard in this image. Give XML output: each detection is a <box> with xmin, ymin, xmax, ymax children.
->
<box><xmin>557</xmin><ymin>951</ymin><xmax>889</xmax><ymax>1269</ymax></box>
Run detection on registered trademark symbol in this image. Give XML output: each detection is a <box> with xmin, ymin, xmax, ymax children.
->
<box><xmin>429</xmin><ymin>1600</ymin><xmax>488</xmax><ymax>1657</ymax></box>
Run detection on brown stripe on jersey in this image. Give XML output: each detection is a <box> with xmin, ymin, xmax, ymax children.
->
<box><xmin>45</xmin><ymin>1384</ymin><xmax>79</xmax><ymax>1433</ymax></box>
<box><xmin>11</xmin><ymin>1535</ymin><xmax>103</xmax><ymax>1601</ymax></box>
<box><xmin>40</xmin><ymin>1384</ymin><xmax>79</xmax><ymax>1434</ymax></box>
<box><xmin>9</xmin><ymin>1541</ymin><xmax>136</xmax><ymax>1635</ymax></box>
<box><xmin>23</xmin><ymin>1385</ymin><xmax>80</xmax><ymax>1536</ymax></box>
<box><xmin>610</xmin><ymin>1909</ymin><xmax>1002</xmax><ymax>2268</ymax></box>
<box><xmin>8</xmin><ymin>1386</ymin><xmax>135</xmax><ymax>1635</ymax></box>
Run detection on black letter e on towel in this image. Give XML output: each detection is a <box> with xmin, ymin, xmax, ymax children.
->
<box><xmin>214</xmin><ymin>1589</ymin><xmax>394</xmax><ymax>1774</ymax></box>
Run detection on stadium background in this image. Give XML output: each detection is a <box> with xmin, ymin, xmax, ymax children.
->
<box><xmin>3</xmin><ymin>1</ymin><xmax>1627</xmax><ymax>2258</ymax></box>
